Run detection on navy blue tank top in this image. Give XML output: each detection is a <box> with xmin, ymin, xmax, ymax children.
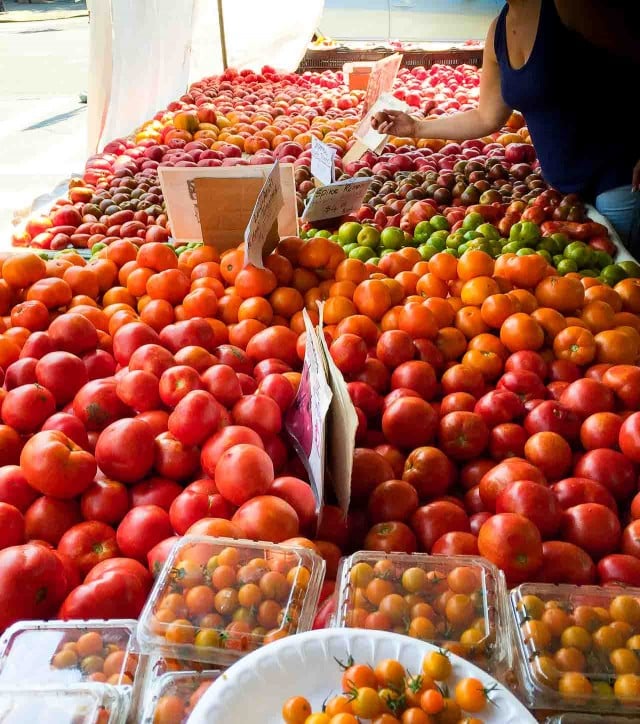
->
<box><xmin>494</xmin><ymin>0</ymin><xmax>640</xmax><ymax>200</ymax></box>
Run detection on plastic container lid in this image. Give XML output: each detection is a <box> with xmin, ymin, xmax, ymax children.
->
<box><xmin>0</xmin><ymin>619</ymin><xmax>141</xmax><ymax>688</ymax></box>
<box><xmin>0</xmin><ymin>683</ymin><xmax>127</xmax><ymax>724</ymax></box>
<box><xmin>136</xmin><ymin>536</ymin><xmax>325</xmax><ymax>665</ymax></box>
<box><xmin>140</xmin><ymin>670</ymin><xmax>221</xmax><ymax>724</ymax></box>
<box><xmin>333</xmin><ymin>551</ymin><xmax>507</xmax><ymax>673</ymax></box>
<box><xmin>510</xmin><ymin>582</ymin><xmax>640</xmax><ymax>713</ymax></box>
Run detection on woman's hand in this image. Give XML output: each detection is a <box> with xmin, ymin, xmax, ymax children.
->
<box><xmin>371</xmin><ymin>110</ymin><xmax>417</xmax><ymax>137</ymax></box>
<box><xmin>633</xmin><ymin>160</ymin><xmax>640</xmax><ymax>191</ymax></box>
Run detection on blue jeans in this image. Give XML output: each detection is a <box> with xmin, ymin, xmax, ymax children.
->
<box><xmin>595</xmin><ymin>186</ymin><xmax>640</xmax><ymax>256</ymax></box>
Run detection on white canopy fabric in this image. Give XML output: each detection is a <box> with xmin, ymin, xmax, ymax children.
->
<box><xmin>86</xmin><ymin>0</ymin><xmax>324</xmax><ymax>154</ymax></box>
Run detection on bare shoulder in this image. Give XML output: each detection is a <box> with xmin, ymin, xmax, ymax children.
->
<box><xmin>483</xmin><ymin>16</ymin><xmax>500</xmax><ymax>62</ymax></box>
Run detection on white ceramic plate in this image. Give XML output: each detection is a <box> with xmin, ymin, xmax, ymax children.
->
<box><xmin>188</xmin><ymin>629</ymin><xmax>536</xmax><ymax>724</ymax></box>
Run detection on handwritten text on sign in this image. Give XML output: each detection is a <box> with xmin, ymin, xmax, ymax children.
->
<box><xmin>244</xmin><ymin>160</ymin><xmax>283</xmax><ymax>268</ymax></box>
<box><xmin>302</xmin><ymin>178</ymin><xmax>371</xmax><ymax>223</ymax></box>
<box><xmin>310</xmin><ymin>136</ymin><xmax>336</xmax><ymax>186</ymax></box>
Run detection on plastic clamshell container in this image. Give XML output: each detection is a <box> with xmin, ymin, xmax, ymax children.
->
<box><xmin>136</xmin><ymin>535</ymin><xmax>325</xmax><ymax>665</ymax></box>
<box><xmin>544</xmin><ymin>716</ymin><xmax>640</xmax><ymax>723</ymax></box>
<box><xmin>333</xmin><ymin>552</ymin><xmax>507</xmax><ymax>673</ymax></box>
<box><xmin>0</xmin><ymin>683</ymin><xmax>128</xmax><ymax>724</ymax></box>
<box><xmin>510</xmin><ymin>583</ymin><xmax>640</xmax><ymax>714</ymax></box>
<box><xmin>140</xmin><ymin>670</ymin><xmax>221</xmax><ymax>724</ymax></box>
<box><xmin>0</xmin><ymin>619</ymin><xmax>141</xmax><ymax>687</ymax></box>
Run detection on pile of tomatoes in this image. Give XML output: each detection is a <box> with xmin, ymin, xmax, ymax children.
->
<box><xmin>282</xmin><ymin>653</ymin><xmax>496</xmax><ymax>724</ymax></box>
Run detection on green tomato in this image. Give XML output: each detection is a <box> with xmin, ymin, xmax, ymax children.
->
<box><xmin>520</xmin><ymin>221</ymin><xmax>542</xmax><ymax>243</ymax></box>
<box><xmin>463</xmin><ymin>230</ymin><xmax>482</xmax><ymax>242</ymax></box>
<box><xmin>551</xmin><ymin>232</ymin><xmax>570</xmax><ymax>249</ymax></box>
<box><xmin>413</xmin><ymin>221</ymin><xmax>435</xmax><ymax>243</ymax></box>
<box><xmin>368</xmin><ymin>257</ymin><xmax>380</xmax><ymax>266</ymax></box>
<box><xmin>174</xmin><ymin>245</ymin><xmax>189</xmax><ymax>255</ymax></box>
<box><xmin>418</xmin><ymin>244</ymin><xmax>438</xmax><ymax>261</ymax></box>
<box><xmin>618</xmin><ymin>260</ymin><xmax>640</xmax><ymax>278</ymax></box>
<box><xmin>556</xmin><ymin>258</ymin><xmax>578</xmax><ymax>275</ymax></box>
<box><xmin>307</xmin><ymin>228</ymin><xmax>319</xmax><ymax>238</ymax></box>
<box><xmin>462</xmin><ymin>212</ymin><xmax>484</xmax><ymax>231</ymax></box>
<box><xmin>600</xmin><ymin>264</ymin><xmax>628</xmax><ymax>285</ymax></box>
<box><xmin>502</xmin><ymin>241</ymin><xmax>521</xmax><ymax>254</ymax></box>
<box><xmin>516</xmin><ymin>247</ymin><xmax>536</xmax><ymax>256</ymax></box>
<box><xmin>443</xmin><ymin>248</ymin><xmax>459</xmax><ymax>257</ymax></box>
<box><xmin>357</xmin><ymin>226</ymin><xmax>380</xmax><ymax>249</ymax></box>
<box><xmin>489</xmin><ymin>241</ymin><xmax>503</xmax><ymax>258</ymax></box>
<box><xmin>342</xmin><ymin>243</ymin><xmax>358</xmax><ymax>255</ymax></box>
<box><xmin>427</xmin><ymin>236</ymin><xmax>446</xmax><ymax>252</ymax></box>
<box><xmin>537</xmin><ymin>237</ymin><xmax>562</xmax><ymax>255</ymax></box>
<box><xmin>430</xmin><ymin>215</ymin><xmax>450</xmax><ymax>231</ymax></box>
<box><xmin>329</xmin><ymin>234</ymin><xmax>340</xmax><ymax>243</ymax></box>
<box><xmin>338</xmin><ymin>221</ymin><xmax>363</xmax><ymax>246</ymax></box>
<box><xmin>580</xmin><ymin>269</ymin><xmax>599</xmax><ymax>278</ymax></box>
<box><xmin>380</xmin><ymin>248</ymin><xmax>396</xmax><ymax>257</ymax></box>
<box><xmin>564</xmin><ymin>241</ymin><xmax>592</xmax><ymax>268</ymax></box>
<box><xmin>592</xmin><ymin>251</ymin><xmax>614</xmax><ymax>269</ymax></box>
<box><xmin>349</xmin><ymin>246</ymin><xmax>376</xmax><ymax>261</ymax></box>
<box><xmin>457</xmin><ymin>243</ymin><xmax>469</xmax><ymax>255</ymax></box>
<box><xmin>315</xmin><ymin>230</ymin><xmax>332</xmax><ymax>238</ymax></box>
<box><xmin>476</xmin><ymin>223</ymin><xmax>500</xmax><ymax>241</ymax></box>
<box><xmin>536</xmin><ymin>249</ymin><xmax>552</xmax><ymax>263</ymax></box>
<box><xmin>380</xmin><ymin>226</ymin><xmax>405</xmax><ymax>250</ymax></box>
<box><xmin>91</xmin><ymin>243</ymin><xmax>107</xmax><ymax>255</ymax></box>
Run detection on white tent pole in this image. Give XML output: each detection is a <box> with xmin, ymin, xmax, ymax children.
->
<box><xmin>217</xmin><ymin>0</ymin><xmax>228</xmax><ymax>70</ymax></box>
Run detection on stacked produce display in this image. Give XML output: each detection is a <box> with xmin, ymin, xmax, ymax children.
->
<box><xmin>1</xmin><ymin>58</ymin><xmax>640</xmax><ymax>721</ymax></box>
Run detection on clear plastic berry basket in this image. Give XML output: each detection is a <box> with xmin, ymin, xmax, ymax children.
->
<box><xmin>510</xmin><ymin>582</ymin><xmax>640</xmax><ymax>714</ymax></box>
<box><xmin>0</xmin><ymin>619</ymin><xmax>141</xmax><ymax>688</ymax></box>
<box><xmin>333</xmin><ymin>551</ymin><xmax>508</xmax><ymax>674</ymax></box>
<box><xmin>140</xmin><ymin>670</ymin><xmax>221</xmax><ymax>724</ymax></box>
<box><xmin>136</xmin><ymin>536</ymin><xmax>325</xmax><ymax>666</ymax></box>
<box><xmin>0</xmin><ymin>683</ymin><xmax>128</xmax><ymax>724</ymax></box>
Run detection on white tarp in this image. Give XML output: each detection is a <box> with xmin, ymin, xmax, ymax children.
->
<box><xmin>87</xmin><ymin>0</ymin><xmax>324</xmax><ymax>154</ymax></box>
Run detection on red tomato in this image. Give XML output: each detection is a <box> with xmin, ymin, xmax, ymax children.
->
<box><xmin>497</xmin><ymin>369</ymin><xmax>547</xmax><ymax>402</ymax></box>
<box><xmin>390</xmin><ymin>360</ymin><xmax>437</xmax><ymax>400</ymax></box>
<box><xmin>115</xmin><ymin>370</ymin><xmax>161</xmax><ymax>413</ymax></box>
<box><xmin>367</xmin><ymin>480</ymin><xmax>419</xmax><ymax>524</ymax></box>
<box><xmin>136</xmin><ymin>410</ymin><xmax>169</xmax><ymax>437</ymax></box>
<box><xmin>580</xmin><ymin>412</ymin><xmax>623</xmax><ymax>450</ymax></box>
<box><xmin>631</xmin><ymin>492</ymin><xmax>640</xmax><ymax>520</ymax></box>
<box><xmin>20</xmin><ymin>430</ymin><xmax>96</xmax><ymax>499</ymax></box>
<box><xmin>602</xmin><ymin>364</ymin><xmax>640</xmax><ymax>409</ymax></box>
<box><xmin>231</xmin><ymin>495</ymin><xmax>299</xmax><ymax>543</ymax></box>
<box><xmin>231</xmin><ymin>394</ymin><xmax>283</xmax><ymax>438</ymax></box>
<box><xmin>469</xmin><ymin>511</ymin><xmax>492</xmax><ymax>535</ymax></box>
<box><xmin>560</xmin><ymin>503</ymin><xmax>621</xmax><ymax>560</ymax></box>
<box><xmin>441</xmin><ymin>363</ymin><xmax>485</xmax><ymax>398</ymax></box>
<box><xmin>548</xmin><ymin>359</ymin><xmax>582</xmax><ymax>383</ymax></box>
<box><xmin>83</xmin><ymin>349</ymin><xmax>117</xmax><ymax>380</ymax></box>
<box><xmin>317</xmin><ymin>505</ymin><xmax>349</xmax><ymax>549</ymax></box>
<box><xmin>215</xmin><ymin>444</ymin><xmax>274</xmax><ymax>506</ymax></box>
<box><xmin>58</xmin><ymin>569</ymin><xmax>150</xmax><ymax>620</ymax></box>
<box><xmin>622</xmin><ymin>520</ymin><xmax>640</xmax><ymax>559</ymax></box>
<box><xmin>0</xmin><ymin>465</ymin><xmax>39</xmax><ymax>513</ymax></box>
<box><xmin>619</xmin><ymin>412</ymin><xmax>640</xmax><ymax>463</ymax></box>
<box><xmin>363</xmin><ymin>521</ymin><xmax>417</xmax><ymax>554</ymax></box>
<box><xmin>0</xmin><ymin>543</ymin><xmax>68</xmax><ymax>631</ymax></box>
<box><xmin>438</xmin><ymin>411</ymin><xmax>489</xmax><ymax>460</ymax></box>
<box><xmin>130</xmin><ymin>477</ymin><xmax>182</xmax><ymax>511</ymax></box>
<box><xmin>474</xmin><ymin>389</ymin><xmax>524</xmax><ymax>427</ymax></box>
<box><xmin>167</xmin><ymin>390</ymin><xmax>223</xmax><ymax>447</ymax></box>
<box><xmin>329</xmin><ymin>333</ymin><xmax>367</xmax><ymax>374</ymax></box>
<box><xmin>4</xmin><ymin>358</ymin><xmax>37</xmax><ymax>390</ymax></box>
<box><xmin>186</xmin><ymin>517</ymin><xmax>245</xmax><ymax>538</ymax></box>
<box><xmin>478</xmin><ymin>513</ymin><xmax>543</xmax><ymax>585</ymax></box>
<box><xmin>84</xmin><ymin>557</ymin><xmax>152</xmax><ymax>589</ymax></box>
<box><xmin>411</xmin><ymin>501</ymin><xmax>470</xmax><ymax>552</ymax></box>
<box><xmin>128</xmin><ymin>343</ymin><xmax>175</xmax><ymax>377</ymax></box>
<box><xmin>147</xmin><ymin>536</ymin><xmax>180</xmax><ymax>577</ymax></box>
<box><xmin>73</xmin><ymin>378</ymin><xmax>130</xmax><ymax>431</ymax></box>
<box><xmin>597</xmin><ymin>554</ymin><xmax>640</xmax><ymax>587</ymax></box>
<box><xmin>160</xmin><ymin>319</ymin><xmax>217</xmax><ymax>355</ymax></box>
<box><xmin>402</xmin><ymin>446</ymin><xmax>456</xmax><ymax>498</ymax></box>
<box><xmin>48</xmin><ymin>313</ymin><xmax>98</xmax><ymax>355</ymax></box>
<box><xmin>431</xmin><ymin>531</ymin><xmax>479</xmax><ymax>555</ymax></box>
<box><xmin>350</xmin><ymin>448</ymin><xmax>395</xmax><ymax>503</ymax></box>
<box><xmin>440</xmin><ymin>392</ymin><xmax>477</xmax><ymax>415</ymax></box>
<box><xmin>479</xmin><ymin>457</ymin><xmax>547</xmax><ymax>512</ymax></box>
<box><xmin>112</xmin><ymin>321</ymin><xmax>160</xmax><ymax>365</ymax></box>
<box><xmin>268</xmin><ymin>476</ymin><xmax>316</xmax><ymax>531</ymax></box>
<box><xmin>153</xmin><ymin>432</ymin><xmax>200</xmax><ymax>481</ymax></box>
<box><xmin>504</xmin><ymin>350</ymin><xmax>548</xmax><ymax>379</ymax></box>
<box><xmin>0</xmin><ymin>503</ymin><xmax>25</xmax><ymax>550</ymax></box>
<box><xmin>24</xmin><ymin>496</ymin><xmax>82</xmax><ymax>546</ymax></box>
<box><xmin>257</xmin><ymin>374</ymin><xmax>296</xmax><ymax>413</ymax></box>
<box><xmin>35</xmin><ymin>351</ymin><xmax>88</xmax><ymax>405</ymax></box>
<box><xmin>95</xmin><ymin>418</ymin><xmax>156</xmax><ymax>484</ymax></box>
<box><xmin>200</xmin><ymin>425</ymin><xmax>264</xmax><ymax>478</ymax></box>
<box><xmin>551</xmin><ymin>477</ymin><xmax>617</xmax><ymax>512</ymax></box>
<box><xmin>524</xmin><ymin>431</ymin><xmax>572</xmax><ymax>480</ymax></box>
<box><xmin>382</xmin><ymin>397</ymin><xmax>438</xmax><ymax>449</ymax></box>
<box><xmin>524</xmin><ymin>400</ymin><xmax>581</xmax><ymax>441</ymax></box>
<box><xmin>496</xmin><ymin>480</ymin><xmax>561</xmax><ymax>539</ymax></box>
<box><xmin>1</xmin><ymin>383</ymin><xmax>56</xmax><ymax>433</ymax></box>
<box><xmin>80</xmin><ymin>479</ymin><xmax>130</xmax><ymax>525</ymax></box>
<box><xmin>460</xmin><ymin>459</ymin><xmax>495</xmax><ymax>491</ymax></box>
<box><xmin>42</xmin><ymin>412</ymin><xmax>90</xmax><ymax>450</ymax></box>
<box><xmin>116</xmin><ymin>505</ymin><xmax>174</xmax><ymax>562</ymax></box>
<box><xmin>489</xmin><ymin>423</ymin><xmax>527</xmax><ymax>460</ymax></box>
<box><xmin>574</xmin><ymin>448</ymin><xmax>636</xmax><ymax>501</ymax></box>
<box><xmin>57</xmin><ymin>521</ymin><xmax>119</xmax><ymax>577</ymax></box>
<box><xmin>201</xmin><ymin>364</ymin><xmax>243</xmax><ymax>407</ymax></box>
<box><xmin>560</xmin><ymin>379</ymin><xmax>615</xmax><ymax>419</ymax></box>
<box><xmin>169</xmin><ymin>490</ymin><xmax>232</xmax><ymax>535</ymax></box>
<box><xmin>0</xmin><ymin>425</ymin><xmax>22</xmax><ymax>467</ymax></box>
<box><xmin>158</xmin><ymin>365</ymin><xmax>202</xmax><ymax>408</ymax></box>
<box><xmin>536</xmin><ymin>540</ymin><xmax>596</xmax><ymax>585</ymax></box>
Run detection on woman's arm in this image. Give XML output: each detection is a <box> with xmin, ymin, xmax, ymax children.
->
<box><xmin>556</xmin><ymin>0</ymin><xmax>640</xmax><ymax>64</ymax></box>
<box><xmin>372</xmin><ymin>18</ymin><xmax>512</xmax><ymax>140</ymax></box>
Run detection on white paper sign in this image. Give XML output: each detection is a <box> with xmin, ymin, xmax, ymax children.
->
<box><xmin>316</xmin><ymin>301</ymin><xmax>358</xmax><ymax>516</ymax></box>
<box><xmin>157</xmin><ymin>163</ymin><xmax>297</xmax><ymax>244</ymax></box>
<box><xmin>284</xmin><ymin>310</ymin><xmax>333</xmax><ymax>515</ymax></box>
<box><xmin>361</xmin><ymin>52</ymin><xmax>403</xmax><ymax>119</ymax></box>
<box><xmin>302</xmin><ymin>177</ymin><xmax>371</xmax><ymax>223</ymax></box>
<box><xmin>356</xmin><ymin>92</ymin><xmax>410</xmax><ymax>153</ymax></box>
<box><xmin>244</xmin><ymin>160</ymin><xmax>283</xmax><ymax>268</ymax></box>
<box><xmin>310</xmin><ymin>136</ymin><xmax>336</xmax><ymax>186</ymax></box>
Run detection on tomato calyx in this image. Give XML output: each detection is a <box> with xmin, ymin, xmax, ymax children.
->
<box><xmin>35</xmin><ymin>587</ymin><xmax>47</xmax><ymax>604</ymax></box>
<box><xmin>91</xmin><ymin>542</ymin><xmax>105</xmax><ymax>555</ymax></box>
<box><xmin>86</xmin><ymin>402</ymin><xmax>109</xmax><ymax>427</ymax></box>
<box><xmin>333</xmin><ymin>654</ymin><xmax>355</xmax><ymax>671</ymax></box>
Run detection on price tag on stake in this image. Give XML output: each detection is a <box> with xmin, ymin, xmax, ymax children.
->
<box><xmin>284</xmin><ymin>310</ymin><xmax>332</xmax><ymax>516</ymax></box>
<box><xmin>310</xmin><ymin>136</ymin><xmax>336</xmax><ymax>186</ymax></box>
<box><xmin>244</xmin><ymin>160</ymin><xmax>284</xmax><ymax>268</ymax></box>
<box><xmin>316</xmin><ymin>301</ymin><xmax>357</xmax><ymax>516</ymax></box>
<box><xmin>301</xmin><ymin>177</ymin><xmax>371</xmax><ymax>223</ymax></box>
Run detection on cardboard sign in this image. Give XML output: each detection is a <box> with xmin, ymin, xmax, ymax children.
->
<box><xmin>301</xmin><ymin>177</ymin><xmax>371</xmax><ymax>223</ymax></box>
<box><xmin>158</xmin><ymin>164</ymin><xmax>297</xmax><ymax>248</ymax></box>
<box><xmin>284</xmin><ymin>310</ymin><xmax>333</xmax><ymax>515</ymax></box>
<box><xmin>316</xmin><ymin>301</ymin><xmax>357</xmax><ymax>516</ymax></box>
<box><xmin>356</xmin><ymin>92</ymin><xmax>410</xmax><ymax>153</ymax></box>
<box><xmin>310</xmin><ymin>136</ymin><xmax>336</xmax><ymax>186</ymax></box>
<box><xmin>361</xmin><ymin>52</ymin><xmax>403</xmax><ymax>119</ymax></box>
<box><xmin>244</xmin><ymin>161</ymin><xmax>283</xmax><ymax>268</ymax></box>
